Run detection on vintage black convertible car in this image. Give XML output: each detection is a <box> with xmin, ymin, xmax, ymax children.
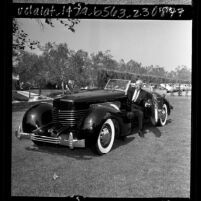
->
<box><xmin>16</xmin><ymin>79</ymin><xmax>173</xmax><ymax>155</ymax></box>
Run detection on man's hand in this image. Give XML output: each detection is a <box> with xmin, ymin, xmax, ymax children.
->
<box><xmin>144</xmin><ymin>99</ymin><xmax>152</xmax><ymax>107</ymax></box>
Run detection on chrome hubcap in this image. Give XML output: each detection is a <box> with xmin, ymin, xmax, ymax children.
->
<box><xmin>161</xmin><ymin>107</ymin><xmax>167</xmax><ymax>122</ymax></box>
<box><xmin>100</xmin><ymin>125</ymin><xmax>111</xmax><ymax>147</ymax></box>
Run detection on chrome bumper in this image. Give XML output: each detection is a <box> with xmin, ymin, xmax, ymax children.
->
<box><xmin>15</xmin><ymin>125</ymin><xmax>85</xmax><ymax>149</ymax></box>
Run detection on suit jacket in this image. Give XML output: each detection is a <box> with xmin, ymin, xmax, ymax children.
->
<box><xmin>127</xmin><ymin>86</ymin><xmax>152</xmax><ymax>111</ymax></box>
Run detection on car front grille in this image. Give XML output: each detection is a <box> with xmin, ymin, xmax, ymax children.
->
<box><xmin>52</xmin><ymin>108</ymin><xmax>88</xmax><ymax>127</ymax></box>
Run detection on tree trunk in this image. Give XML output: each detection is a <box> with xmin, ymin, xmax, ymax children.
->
<box><xmin>38</xmin><ymin>86</ymin><xmax>41</xmax><ymax>96</ymax></box>
<box><xmin>66</xmin><ymin>82</ymin><xmax>71</xmax><ymax>93</ymax></box>
<box><xmin>61</xmin><ymin>81</ymin><xmax>64</xmax><ymax>94</ymax></box>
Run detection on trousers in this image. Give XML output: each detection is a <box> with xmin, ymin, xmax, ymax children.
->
<box><xmin>131</xmin><ymin>103</ymin><xmax>144</xmax><ymax>130</ymax></box>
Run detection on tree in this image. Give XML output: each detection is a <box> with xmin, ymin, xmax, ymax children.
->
<box><xmin>118</xmin><ymin>59</ymin><xmax>126</xmax><ymax>71</ymax></box>
<box><xmin>68</xmin><ymin>50</ymin><xmax>92</xmax><ymax>88</ymax></box>
<box><xmin>41</xmin><ymin>43</ymin><xmax>72</xmax><ymax>94</ymax></box>
<box><xmin>149</xmin><ymin>65</ymin><xmax>167</xmax><ymax>78</ymax></box>
<box><xmin>91</xmin><ymin>50</ymin><xmax>117</xmax><ymax>70</ymax></box>
<box><xmin>175</xmin><ymin>65</ymin><xmax>191</xmax><ymax>82</ymax></box>
<box><xmin>13</xmin><ymin>19</ymin><xmax>39</xmax><ymax>51</ymax></box>
<box><xmin>13</xmin><ymin>18</ymin><xmax>80</xmax><ymax>52</ymax></box>
<box><xmin>167</xmin><ymin>70</ymin><xmax>177</xmax><ymax>81</ymax></box>
<box><xmin>14</xmin><ymin>51</ymin><xmax>51</xmax><ymax>94</ymax></box>
<box><xmin>90</xmin><ymin>51</ymin><xmax>118</xmax><ymax>86</ymax></box>
<box><xmin>32</xmin><ymin>56</ymin><xmax>52</xmax><ymax>95</ymax></box>
<box><xmin>126</xmin><ymin>60</ymin><xmax>142</xmax><ymax>74</ymax></box>
<box><xmin>14</xmin><ymin>51</ymin><xmax>40</xmax><ymax>85</ymax></box>
<box><xmin>13</xmin><ymin>18</ymin><xmax>80</xmax><ymax>93</ymax></box>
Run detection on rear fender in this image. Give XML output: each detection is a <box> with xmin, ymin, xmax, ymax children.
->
<box><xmin>163</xmin><ymin>98</ymin><xmax>173</xmax><ymax>115</ymax></box>
<box><xmin>153</xmin><ymin>93</ymin><xmax>173</xmax><ymax>115</ymax></box>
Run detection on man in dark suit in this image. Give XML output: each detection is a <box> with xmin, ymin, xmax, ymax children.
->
<box><xmin>127</xmin><ymin>79</ymin><xmax>154</xmax><ymax>137</ymax></box>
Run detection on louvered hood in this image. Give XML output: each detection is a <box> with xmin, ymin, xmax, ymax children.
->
<box><xmin>53</xmin><ymin>90</ymin><xmax>125</xmax><ymax>110</ymax></box>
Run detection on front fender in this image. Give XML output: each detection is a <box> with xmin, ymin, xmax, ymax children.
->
<box><xmin>21</xmin><ymin>102</ymin><xmax>53</xmax><ymax>133</ymax></box>
<box><xmin>81</xmin><ymin>103</ymin><xmax>121</xmax><ymax>140</ymax></box>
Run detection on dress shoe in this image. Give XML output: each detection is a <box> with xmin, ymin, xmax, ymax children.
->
<box><xmin>138</xmin><ymin>130</ymin><xmax>144</xmax><ymax>138</ymax></box>
<box><xmin>143</xmin><ymin>129</ymin><xmax>149</xmax><ymax>134</ymax></box>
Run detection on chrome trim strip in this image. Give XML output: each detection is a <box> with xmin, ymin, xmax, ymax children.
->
<box><xmin>32</xmin><ymin>135</ymin><xmax>59</xmax><ymax>139</ymax></box>
<box><xmin>15</xmin><ymin>125</ymin><xmax>85</xmax><ymax>148</ymax></box>
<box><xmin>52</xmin><ymin>108</ymin><xmax>88</xmax><ymax>127</ymax></box>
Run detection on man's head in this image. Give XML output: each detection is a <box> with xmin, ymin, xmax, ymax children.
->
<box><xmin>135</xmin><ymin>79</ymin><xmax>143</xmax><ymax>90</ymax></box>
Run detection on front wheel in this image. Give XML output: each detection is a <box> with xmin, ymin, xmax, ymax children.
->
<box><xmin>96</xmin><ymin>119</ymin><xmax>115</xmax><ymax>155</ymax></box>
<box><xmin>157</xmin><ymin>104</ymin><xmax>168</xmax><ymax>126</ymax></box>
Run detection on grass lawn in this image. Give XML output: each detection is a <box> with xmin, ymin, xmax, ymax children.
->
<box><xmin>11</xmin><ymin>96</ymin><xmax>191</xmax><ymax>197</ymax></box>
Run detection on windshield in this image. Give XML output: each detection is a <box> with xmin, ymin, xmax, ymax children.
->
<box><xmin>104</xmin><ymin>79</ymin><xmax>131</xmax><ymax>93</ymax></box>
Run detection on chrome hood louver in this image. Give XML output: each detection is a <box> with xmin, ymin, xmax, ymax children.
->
<box><xmin>52</xmin><ymin>107</ymin><xmax>89</xmax><ymax>127</ymax></box>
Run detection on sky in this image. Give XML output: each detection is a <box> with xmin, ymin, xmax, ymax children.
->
<box><xmin>18</xmin><ymin>18</ymin><xmax>192</xmax><ymax>72</ymax></box>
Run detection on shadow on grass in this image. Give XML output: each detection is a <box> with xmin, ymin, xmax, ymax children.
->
<box><xmin>146</xmin><ymin>126</ymin><xmax>162</xmax><ymax>138</ymax></box>
<box><xmin>24</xmin><ymin>136</ymin><xmax>136</xmax><ymax>160</ymax></box>
<box><xmin>166</xmin><ymin>119</ymin><xmax>173</xmax><ymax>125</ymax></box>
<box><xmin>25</xmin><ymin>143</ymin><xmax>99</xmax><ymax>160</ymax></box>
<box><xmin>24</xmin><ymin>119</ymin><xmax>173</xmax><ymax>159</ymax></box>
<box><xmin>112</xmin><ymin>136</ymin><xmax>136</xmax><ymax>151</ymax></box>
<box><xmin>142</xmin><ymin>118</ymin><xmax>173</xmax><ymax>138</ymax></box>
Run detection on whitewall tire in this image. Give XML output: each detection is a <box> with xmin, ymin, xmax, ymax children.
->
<box><xmin>96</xmin><ymin>119</ymin><xmax>115</xmax><ymax>155</ymax></box>
<box><xmin>158</xmin><ymin>104</ymin><xmax>168</xmax><ymax>126</ymax></box>
<box><xmin>150</xmin><ymin>106</ymin><xmax>158</xmax><ymax>126</ymax></box>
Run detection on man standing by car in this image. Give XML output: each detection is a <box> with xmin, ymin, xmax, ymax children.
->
<box><xmin>127</xmin><ymin>79</ymin><xmax>156</xmax><ymax>137</ymax></box>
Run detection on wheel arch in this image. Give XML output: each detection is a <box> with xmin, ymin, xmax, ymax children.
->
<box><xmin>163</xmin><ymin>98</ymin><xmax>172</xmax><ymax>115</ymax></box>
<box><xmin>21</xmin><ymin>102</ymin><xmax>53</xmax><ymax>133</ymax></box>
<box><xmin>81</xmin><ymin>104</ymin><xmax>122</xmax><ymax>140</ymax></box>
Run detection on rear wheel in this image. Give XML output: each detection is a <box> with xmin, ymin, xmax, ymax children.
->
<box><xmin>157</xmin><ymin>104</ymin><xmax>168</xmax><ymax>126</ymax></box>
<box><xmin>96</xmin><ymin>119</ymin><xmax>115</xmax><ymax>155</ymax></box>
